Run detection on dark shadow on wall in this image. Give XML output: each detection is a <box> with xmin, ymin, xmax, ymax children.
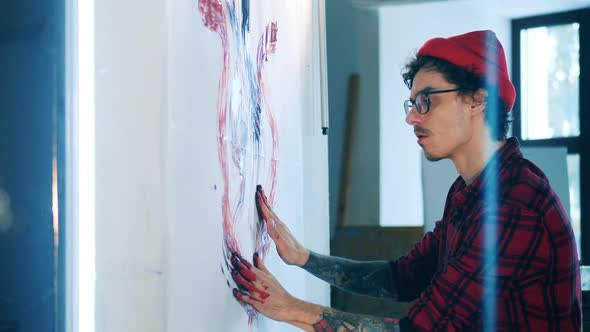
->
<box><xmin>0</xmin><ymin>0</ymin><xmax>64</xmax><ymax>331</ymax></box>
<box><xmin>331</xmin><ymin>226</ymin><xmax>423</xmax><ymax>319</ymax></box>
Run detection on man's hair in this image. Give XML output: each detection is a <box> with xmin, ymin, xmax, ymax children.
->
<box><xmin>402</xmin><ymin>55</ymin><xmax>511</xmax><ymax>141</ymax></box>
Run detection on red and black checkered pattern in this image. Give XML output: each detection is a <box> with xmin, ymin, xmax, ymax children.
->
<box><xmin>393</xmin><ymin>137</ymin><xmax>581</xmax><ymax>331</ymax></box>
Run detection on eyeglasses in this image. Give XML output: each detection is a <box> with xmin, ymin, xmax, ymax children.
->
<box><xmin>404</xmin><ymin>88</ymin><xmax>461</xmax><ymax>115</ymax></box>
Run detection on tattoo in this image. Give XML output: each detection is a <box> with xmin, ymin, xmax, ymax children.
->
<box><xmin>312</xmin><ymin>308</ymin><xmax>400</xmax><ymax>332</ymax></box>
<box><xmin>302</xmin><ymin>251</ymin><xmax>397</xmax><ymax>299</ymax></box>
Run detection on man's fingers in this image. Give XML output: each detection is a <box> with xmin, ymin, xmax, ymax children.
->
<box><xmin>255</xmin><ymin>191</ymin><xmax>269</xmax><ymax>222</ymax></box>
<box><xmin>253</xmin><ymin>252</ymin><xmax>270</xmax><ymax>274</ymax></box>
<box><xmin>256</xmin><ymin>198</ymin><xmax>281</xmax><ymax>240</ymax></box>
<box><xmin>256</xmin><ymin>184</ymin><xmax>269</xmax><ymax>204</ymax></box>
<box><xmin>256</xmin><ymin>185</ymin><xmax>292</xmax><ymax>244</ymax></box>
<box><xmin>231</xmin><ymin>255</ymin><xmax>256</xmax><ymax>281</ymax></box>
<box><xmin>266</xmin><ymin>220</ymin><xmax>281</xmax><ymax>241</ymax></box>
<box><xmin>231</xmin><ymin>270</ymin><xmax>251</xmax><ymax>289</ymax></box>
<box><xmin>258</xmin><ymin>197</ymin><xmax>285</xmax><ymax>231</ymax></box>
<box><xmin>255</xmin><ymin>186</ymin><xmax>287</xmax><ymax>229</ymax></box>
<box><xmin>233</xmin><ymin>288</ymin><xmax>264</xmax><ymax>307</ymax></box>
<box><xmin>257</xmin><ymin>194</ymin><xmax>283</xmax><ymax>239</ymax></box>
<box><xmin>231</xmin><ymin>271</ymin><xmax>270</xmax><ymax>299</ymax></box>
<box><xmin>256</xmin><ymin>187</ymin><xmax>275</xmax><ymax>218</ymax></box>
<box><xmin>261</xmin><ymin>199</ymin><xmax>285</xmax><ymax>229</ymax></box>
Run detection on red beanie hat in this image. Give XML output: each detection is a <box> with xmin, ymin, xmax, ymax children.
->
<box><xmin>417</xmin><ymin>30</ymin><xmax>516</xmax><ymax>111</ymax></box>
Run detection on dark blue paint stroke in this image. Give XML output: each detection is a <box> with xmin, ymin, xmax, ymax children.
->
<box><xmin>244</xmin><ymin>49</ymin><xmax>263</xmax><ymax>148</ymax></box>
<box><xmin>252</xmin><ymin>100</ymin><xmax>262</xmax><ymax>146</ymax></box>
<box><xmin>226</xmin><ymin>0</ymin><xmax>237</xmax><ymax>33</ymax></box>
<box><xmin>225</xmin><ymin>0</ymin><xmax>263</xmax><ymax>150</ymax></box>
<box><xmin>241</xmin><ymin>0</ymin><xmax>250</xmax><ymax>34</ymax></box>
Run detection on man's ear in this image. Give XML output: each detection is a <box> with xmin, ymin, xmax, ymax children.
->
<box><xmin>470</xmin><ymin>88</ymin><xmax>487</xmax><ymax>115</ymax></box>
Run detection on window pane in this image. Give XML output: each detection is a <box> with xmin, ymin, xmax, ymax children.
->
<box><xmin>567</xmin><ymin>154</ymin><xmax>581</xmax><ymax>258</ymax></box>
<box><xmin>520</xmin><ymin>23</ymin><xmax>580</xmax><ymax>140</ymax></box>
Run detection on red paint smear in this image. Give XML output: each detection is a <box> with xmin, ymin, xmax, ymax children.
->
<box><xmin>199</xmin><ymin>0</ymin><xmax>251</xmax><ymax>323</ymax></box>
<box><xmin>198</xmin><ymin>0</ymin><xmax>224</xmax><ymax>33</ymax></box>
<box><xmin>199</xmin><ymin>0</ymin><xmax>241</xmax><ymax>258</ymax></box>
<box><xmin>200</xmin><ymin>1</ymin><xmax>280</xmax><ymax>326</ymax></box>
<box><xmin>254</xmin><ymin>22</ymin><xmax>279</xmax><ymax>260</ymax></box>
<box><xmin>233</xmin><ymin>271</ymin><xmax>268</xmax><ymax>298</ymax></box>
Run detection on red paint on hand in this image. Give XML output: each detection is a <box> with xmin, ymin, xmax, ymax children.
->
<box><xmin>232</xmin><ymin>271</ymin><xmax>269</xmax><ymax>299</ymax></box>
<box><xmin>255</xmin><ymin>195</ymin><xmax>266</xmax><ymax>220</ymax></box>
<box><xmin>232</xmin><ymin>288</ymin><xmax>244</xmax><ymax>302</ymax></box>
<box><xmin>253</xmin><ymin>252</ymin><xmax>261</xmax><ymax>268</ymax></box>
<box><xmin>231</xmin><ymin>256</ymin><xmax>257</xmax><ymax>281</ymax></box>
<box><xmin>255</xmin><ymin>191</ymin><xmax>270</xmax><ymax>223</ymax></box>
<box><xmin>235</xmin><ymin>254</ymin><xmax>253</xmax><ymax>269</ymax></box>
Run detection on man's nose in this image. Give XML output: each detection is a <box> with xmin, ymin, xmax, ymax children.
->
<box><xmin>405</xmin><ymin>107</ymin><xmax>423</xmax><ymax>126</ymax></box>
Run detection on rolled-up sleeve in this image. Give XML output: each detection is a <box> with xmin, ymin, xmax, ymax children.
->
<box><xmin>392</xmin><ymin>219</ymin><xmax>446</xmax><ymax>301</ymax></box>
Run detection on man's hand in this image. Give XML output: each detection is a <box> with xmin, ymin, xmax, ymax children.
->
<box><xmin>231</xmin><ymin>252</ymin><xmax>402</xmax><ymax>332</ymax></box>
<box><xmin>231</xmin><ymin>252</ymin><xmax>301</xmax><ymax>323</ymax></box>
<box><xmin>256</xmin><ymin>185</ymin><xmax>310</xmax><ymax>266</ymax></box>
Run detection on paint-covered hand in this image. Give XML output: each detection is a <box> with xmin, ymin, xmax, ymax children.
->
<box><xmin>232</xmin><ymin>253</ymin><xmax>302</xmax><ymax>323</ymax></box>
<box><xmin>256</xmin><ymin>185</ymin><xmax>310</xmax><ymax>266</ymax></box>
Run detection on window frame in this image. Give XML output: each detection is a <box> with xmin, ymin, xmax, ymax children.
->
<box><xmin>512</xmin><ymin>7</ymin><xmax>590</xmax><ymax>263</ymax></box>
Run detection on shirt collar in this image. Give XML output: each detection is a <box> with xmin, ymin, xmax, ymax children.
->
<box><xmin>451</xmin><ymin>137</ymin><xmax>522</xmax><ymax>206</ymax></box>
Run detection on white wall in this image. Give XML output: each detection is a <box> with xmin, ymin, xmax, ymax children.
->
<box><xmin>352</xmin><ymin>9</ymin><xmax>381</xmax><ymax>227</ymax></box>
<box><xmin>165</xmin><ymin>1</ymin><xmax>328</xmax><ymax>331</ymax></box>
<box><xmin>326</xmin><ymin>1</ymin><xmax>380</xmax><ymax>230</ymax></box>
<box><xmin>303</xmin><ymin>0</ymin><xmax>331</xmax><ymax>306</ymax></box>
<box><xmin>95</xmin><ymin>0</ymin><xmax>167</xmax><ymax>330</ymax></box>
<box><xmin>325</xmin><ymin>0</ymin><xmax>357</xmax><ymax>232</ymax></box>
<box><xmin>378</xmin><ymin>0</ymin><xmax>510</xmax><ymax>228</ymax></box>
<box><xmin>421</xmin><ymin>157</ymin><xmax>457</xmax><ymax>232</ymax></box>
<box><xmin>421</xmin><ymin>146</ymin><xmax>572</xmax><ymax>239</ymax></box>
<box><xmin>94</xmin><ymin>0</ymin><xmax>329</xmax><ymax>331</ymax></box>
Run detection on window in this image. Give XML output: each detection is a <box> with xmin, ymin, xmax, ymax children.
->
<box><xmin>520</xmin><ymin>23</ymin><xmax>579</xmax><ymax>140</ymax></box>
<box><xmin>512</xmin><ymin>8</ymin><xmax>590</xmax><ymax>262</ymax></box>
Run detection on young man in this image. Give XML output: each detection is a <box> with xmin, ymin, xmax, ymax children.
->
<box><xmin>231</xmin><ymin>30</ymin><xmax>582</xmax><ymax>331</ymax></box>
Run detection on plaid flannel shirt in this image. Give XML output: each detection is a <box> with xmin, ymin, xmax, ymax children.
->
<box><xmin>394</xmin><ymin>137</ymin><xmax>582</xmax><ymax>331</ymax></box>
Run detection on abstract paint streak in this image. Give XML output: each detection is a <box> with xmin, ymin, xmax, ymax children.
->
<box><xmin>198</xmin><ymin>0</ymin><xmax>279</xmax><ymax>325</ymax></box>
<box><xmin>254</xmin><ymin>22</ymin><xmax>279</xmax><ymax>258</ymax></box>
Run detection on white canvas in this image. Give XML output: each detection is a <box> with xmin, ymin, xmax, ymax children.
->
<box><xmin>165</xmin><ymin>1</ymin><xmax>326</xmax><ymax>331</ymax></box>
<box><xmin>94</xmin><ymin>0</ymin><xmax>328</xmax><ymax>331</ymax></box>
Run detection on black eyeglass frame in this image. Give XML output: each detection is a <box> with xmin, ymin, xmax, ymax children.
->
<box><xmin>404</xmin><ymin>88</ymin><xmax>461</xmax><ymax>115</ymax></box>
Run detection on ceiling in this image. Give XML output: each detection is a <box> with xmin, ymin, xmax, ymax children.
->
<box><xmin>350</xmin><ymin>0</ymin><xmax>455</xmax><ymax>9</ymax></box>
<box><xmin>2</xmin><ymin>0</ymin><xmax>590</xmax><ymax>39</ymax></box>
<box><xmin>484</xmin><ymin>0</ymin><xmax>590</xmax><ymax>18</ymax></box>
<box><xmin>350</xmin><ymin>0</ymin><xmax>590</xmax><ymax>17</ymax></box>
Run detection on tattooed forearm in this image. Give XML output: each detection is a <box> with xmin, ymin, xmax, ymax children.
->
<box><xmin>312</xmin><ymin>308</ymin><xmax>400</xmax><ymax>332</ymax></box>
<box><xmin>302</xmin><ymin>251</ymin><xmax>397</xmax><ymax>299</ymax></box>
